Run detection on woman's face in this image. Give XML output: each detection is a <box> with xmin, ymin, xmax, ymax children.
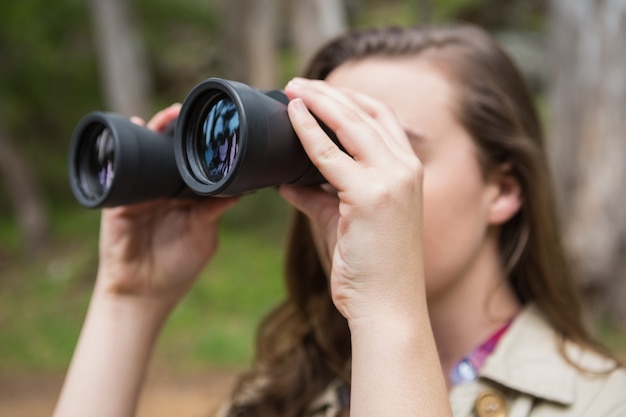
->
<box><xmin>313</xmin><ymin>56</ymin><xmax>512</xmax><ymax>302</ymax></box>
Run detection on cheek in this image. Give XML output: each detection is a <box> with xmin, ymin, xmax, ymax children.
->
<box><xmin>420</xmin><ymin>160</ymin><xmax>489</xmax><ymax>294</ymax></box>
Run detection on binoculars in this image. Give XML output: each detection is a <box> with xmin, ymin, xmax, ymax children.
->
<box><xmin>68</xmin><ymin>78</ymin><xmax>337</xmax><ymax>208</ymax></box>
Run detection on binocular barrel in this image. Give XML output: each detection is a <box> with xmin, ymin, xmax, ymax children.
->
<box><xmin>68</xmin><ymin>112</ymin><xmax>188</xmax><ymax>208</ymax></box>
<box><xmin>68</xmin><ymin>78</ymin><xmax>334</xmax><ymax>208</ymax></box>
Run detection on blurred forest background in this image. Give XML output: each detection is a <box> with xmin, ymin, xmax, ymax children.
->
<box><xmin>1</xmin><ymin>0</ymin><xmax>625</xmax><ymax>406</ymax></box>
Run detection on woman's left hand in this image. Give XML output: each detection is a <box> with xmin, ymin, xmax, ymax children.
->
<box><xmin>280</xmin><ymin>77</ymin><xmax>426</xmax><ymax>326</ymax></box>
<box><xmin>281</xmin><ymin>77</ymin><xmax>452</xmax><ymax>417</ymax></box>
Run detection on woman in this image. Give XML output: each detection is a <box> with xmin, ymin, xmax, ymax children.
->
<box><xmin>54</xmin><ymin>25</ymin><xmax>626</xmax><ymax>417</ymax></box>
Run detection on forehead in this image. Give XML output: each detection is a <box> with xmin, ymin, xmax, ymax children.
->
<box><xmin>325</xmin><ymin>56</ymin><xmax>458</xmax><ymax>129</ymax></box>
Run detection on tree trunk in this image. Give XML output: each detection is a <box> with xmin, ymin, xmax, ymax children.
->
<box><xmin>88</xmin><ymin>0</ymin><xmax>152</xmax><ymax>118</ymax></box>
<box><xmin>0</xmin><ymin>124</ymin><xmax>49</xmax><ymax>255</ymax></box>
<box><xmin>220</xmin><ymin>0</ymin><xmax>278</xmax><ymax>89</ymax></box>
<box><xmin>220</xmin><ymin>0</ymin><xmax>347</xmax><ymax>87</ymax></box>
<box><xmin>287</xmin><ymin>0</ymin><xmax>347</xmax><ymax>73</ymax></box>
<box><xmin>548</xmin><ymin>0</ymin><xmax>626</xmax><ymax>323</ymax></box>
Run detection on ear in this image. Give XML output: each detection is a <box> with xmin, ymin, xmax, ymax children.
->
<box><xmin>486</xmin><ymin>162</ymin><xmax>523</xmax><ymax>225</ymax></box>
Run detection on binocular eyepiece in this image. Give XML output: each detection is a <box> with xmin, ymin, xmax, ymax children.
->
<box><xmin>68</xmin><ymin>78</ymin><xmax>335</xmax><ymax>208</ymax></box>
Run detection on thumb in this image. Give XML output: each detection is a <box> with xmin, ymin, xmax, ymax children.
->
<box><xmin>279</xmin><ymin>185</ymin><xmax>338</xmax><ymax>228</ymax></box>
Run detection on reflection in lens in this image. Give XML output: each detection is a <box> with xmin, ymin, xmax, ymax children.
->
<box><xmin>200</xmin><ymin>97</ymin><xmax>240</xmax><ymax>183</ymax></box>
<box><xmin>94</xmin><ymin>129</ymin><xmax>115</xmax><ymax>191</ymax></box>
<box><xmin>79</xmin><ymin>127</ymin><xmax>115</xmax><ymax>199</ymax></box>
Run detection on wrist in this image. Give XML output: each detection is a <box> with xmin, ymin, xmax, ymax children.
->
<box><xmin>341</xmin><ymin>272</ymin><xmax>427</xmax><ymax>334</ymax></box>
<box><xmin>347</xmin><ymin>293</ymin><xmax>435</xmax><ymax>370</ymax></box>
<box><xmin>348</xmin><ymin>308</ymin><xmax>425</xmax><ymax>349</ymax></box>
<box><xmin>348</xmin><ymin>305</ymin><xmax>451</xmax><ymax>417</ymax></box>
<box><xmin>91</xmin><ymin>279</ymin><xmax>176</xmax><ymax>330</ymax></box>
<box><xmin>94</xmin><ymin>265</ymin><xmax>185</xmax><ymax>319</ymax></box>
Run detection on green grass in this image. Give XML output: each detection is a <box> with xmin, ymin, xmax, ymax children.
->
<box><xmin>0</xmin><ymin>190</ymin><xmax>289</xmax><ymax>373</ymax></box>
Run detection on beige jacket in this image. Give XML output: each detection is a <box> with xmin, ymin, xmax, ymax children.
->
<box><xmin>306</xmin><ymin>305</ymin><xmax>626</xmax><ymax>417</ymax></box>
<box><xmin>449</xmin><ymin>305</ymin><xmax>626</xmax><ymax>417</ymax></box>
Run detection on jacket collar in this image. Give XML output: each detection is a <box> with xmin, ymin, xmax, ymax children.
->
<box><xmin>478</xmin><ymin>303</ymin><xmax>610</xmax><ymax>405</ymax></box>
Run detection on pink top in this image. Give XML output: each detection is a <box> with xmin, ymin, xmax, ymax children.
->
<box><xmin>449</xmin><ymin>319</ymin><xmax>513</xmax><ymax>386</ymax></box>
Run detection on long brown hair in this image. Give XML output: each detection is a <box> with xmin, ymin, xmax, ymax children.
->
<box><xmin>224</xmin><ymin>24</ymin><xmax>597</xmax><ymax>417</ymax></box>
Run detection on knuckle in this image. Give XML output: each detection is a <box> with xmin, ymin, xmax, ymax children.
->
<box><xmin>316</xmin><ymin>141</ymin><xmax>340</xmax><ymax>163</ymax></box>
<box><xmin>405</xmin><ymin>157</ymin><xmax>424</xmax><ymax>179</ymax></box>
<box><xmin>374</xmin><ymin>101</ymin><xmax>395</xmax><ymax>118</ymax></box>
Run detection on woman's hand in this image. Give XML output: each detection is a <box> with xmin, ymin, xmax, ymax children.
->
<box><xmin>280</xmin><ymin>78</ymin><xmax>451</xmax><ymax>417</ymax></box>
<box><xmin>96</xmin><ymin>104</ymin><xmax>239</xmax><ymax>308</ymax></box>
<box><xmin>280</xmin><ymin>78</ymin><xmax>425</xmax><ymax>325</ymax></box>
<box><xmin>54</xmin><ymin>105</ymin><xmax>239</xmax><ymax>417</ymax></box>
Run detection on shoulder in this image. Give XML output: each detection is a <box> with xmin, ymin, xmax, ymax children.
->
<box><xmin>560</xmin><ymin>345</ymin><xmax>626</xmax><ymax>416</ymax></box>
<box><xmin>478</xmin><ymin>304</ymin><xmax>626</xmax><ymax>416</ymax></box>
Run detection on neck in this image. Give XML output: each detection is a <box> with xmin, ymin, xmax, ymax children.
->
<box><xmin>427</xmin><ymin>240</ymin><xmax>521</xmax><ymax>386</ymax></box>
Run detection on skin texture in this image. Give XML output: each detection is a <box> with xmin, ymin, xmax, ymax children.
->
<box><xmin>54</xmin><ymin>56</ymin><xmax>522</xmax><ymax>417</ymax></box>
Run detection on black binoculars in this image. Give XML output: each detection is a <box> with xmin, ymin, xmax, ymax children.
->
<box><xmin>68</xmin><ymin>78</ymin><xmax>337</xmax><ymax>208</ymax></box>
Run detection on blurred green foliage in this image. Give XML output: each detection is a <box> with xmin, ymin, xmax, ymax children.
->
<box><xmin>0</xmin><ymin>0</ymin><xmax>98</xmax><ymax>210</ymax></box>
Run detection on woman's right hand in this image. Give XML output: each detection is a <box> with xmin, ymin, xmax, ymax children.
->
<box><xmin>97</xmin><ymin>198</ymin><xmax>238</xmax><ymax>304</ymax></box>
<box><xmin>95</xmin><ymin>104</ymin><xmax>239</xmax><ymax>309</ymax></box>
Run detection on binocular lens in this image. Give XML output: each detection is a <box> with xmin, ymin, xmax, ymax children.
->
<box><xmin>197</xmin><ymin>95</ymin><xmax>240</xmax><ymax>184</ymax></box>
<box><xmin>77</xmin><ymin>127</ymin><xmax>115</xmax><ymax>200</ymax></box>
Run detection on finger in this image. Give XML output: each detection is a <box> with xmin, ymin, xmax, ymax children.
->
<box><xmin>286</xmin><ymin>79</ymin><xmax>395</xmax><ymax>164</ymax></box>
<box><xmin>192</xmin><ymin>196</ymin><xmax>240</xmax><ymax>223</ymax></box>
<box><xmin>279</xmin><ymin>185</ymin><xmax>339</xmax><ymax>230</ymax></box>
<box><xmin>339</xmin><ymin>88</ymin><xmax>416</xmax><ymax>158</ymax></box>
<box><xmin>130</xmin><ymin>116</ymin><xmax>145</xmax><ymax>126</ymax></box>
<box><xmin>146</xmin><ymin>103</ymin><xmax>182</xmax><ymax>132</ymax></box>
<box><xmin>287</xmin><ymin>98</ymin><xmax>358</xmax><ymax>191</ymax></box>
<box><xmin>289</xmin><ymin>78</ymin><xmax>367</xmax><ymax>123</ymax></box>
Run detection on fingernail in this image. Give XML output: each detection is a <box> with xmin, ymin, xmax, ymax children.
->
<box><xmin>287</xmin><ymin>77</ymin><xmax>309</xmax><ymax>89</ymax></box>
<box><xmin>130</xmin><ymin>116</ymin><xmax>145</xmax><ymax>125</ymax></box>
<box><xmin>290</xmin><ymin>98</ymin><xmax>308</xmax><ymax>113</ymax></box>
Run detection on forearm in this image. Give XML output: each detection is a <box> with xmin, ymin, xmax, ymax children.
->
<box><xmin>53</xmin><ymin>289</ymin><xmax>171</xmax><ymax>417</ymax></box>
<box><xmin>349</xmin><ymin>308</ymin><xmax>452</xmax><ymax>417</ymax></box>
